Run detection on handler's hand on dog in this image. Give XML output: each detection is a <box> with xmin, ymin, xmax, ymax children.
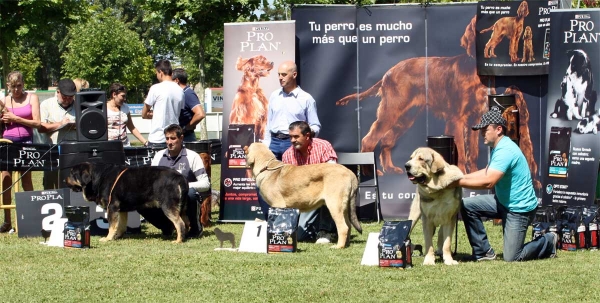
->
<box><xmin>448</xmin><ymin>179</ymin><xmax>461</xmax><ymax>188</ymax></box>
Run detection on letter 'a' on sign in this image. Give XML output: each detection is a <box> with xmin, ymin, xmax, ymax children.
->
<box><xmin>238</xmin><ymin>221</ymin><xmax>267</xmax><ymax>253</ymax></box>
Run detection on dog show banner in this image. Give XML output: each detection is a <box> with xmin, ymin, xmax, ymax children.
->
<box><xmin>220</xmin><ymin>21</ymin><xmax>295</xmax><ymax>221</ymax></box>
<box><xmin>476</xmin><ymin>0</ymin><xmax>556</xmax><ymax>76</ymax></box>
<box><xmin>0</xmin><ymin>143</ymin><xmax>58</xmax><ymax>171</ymax></box>
<box><xmin>542</xmin><ymin>9</ymin><xmax>600</xmax><ymax>207</ymax></box>
<box><xmin>293</xmin><ymin>3</ymin><xmax>546</xmax><ymax>219</ymax></box>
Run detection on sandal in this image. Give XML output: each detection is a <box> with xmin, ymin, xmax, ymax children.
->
<box><xmin>0</xmin><ymin>222</ymin><xmax>12</xmax><ymax>233</ymax></box>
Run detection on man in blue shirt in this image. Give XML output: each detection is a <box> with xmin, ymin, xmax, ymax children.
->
<box><xmin>172</xmin><ymin>68</ymin><xmax>206</xmax><ymax>142</ymax></box>
<box><xmin>458</xmin><ymin>107</ymin><xmax>557</xmax><ymax>261</ymax></box>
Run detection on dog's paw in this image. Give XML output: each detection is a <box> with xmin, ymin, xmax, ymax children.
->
<box><xmin>99</xmin><ymin>237</ymin><xmax>110</xmax><ymax>242</ymax></box>
<box><xmin>444</xmin><ymin>259</ymin><xmax>459</xmax><ymax>265</ymax></box>
<box><xmin>330</xmin><ymin>244</ymin><xmax>344</xmax><ymax>249</ymax></box>
<box><xmin>423</xmin><ymin>254</ymin><xmax>436</xmax><ymax>266</ymax></box>
<box><xmin>550</xmin><ymin>113</ymin><xmax>558</xmax><ymax>119</ymax></box>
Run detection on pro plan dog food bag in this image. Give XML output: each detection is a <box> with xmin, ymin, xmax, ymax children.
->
<box><xmin>557</xmin><ymin>206</ymin><xmax>585</xmax><ymax>251</ymax></box>
<box><xmin>63</xmin><ymin>206</ymin><xmax>91</xmax><ymax>249</ymax></box>
<box><xmin>547</xmin><ymin>126</ymin><xmax>571</xmax><ymax>178</ymax></box>
<box><xmin>531</xmin><ymin>206</ymin><xmax>555</xmax><ymax>241</ymax></box>
<box><xmin>378</xmin><ymin>220</ymin><xmax>412</xmax><ymax>269</ymax></box>
<box><xmin>227</xmin><ymin>124</ymin><xmax>255</xmax><ymax>168</ymax></box>
<box><xmin>267</xmin><ymin>208</ymin><xmax>299</xmax><ymax>253</ymax></box>
<box><xmin>582</xmin><ymin>206</ymin><xmax>600</xmax><ymax>250</ymax></box>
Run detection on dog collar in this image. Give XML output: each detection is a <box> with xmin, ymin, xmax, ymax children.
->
<box><xmin>257</xmin><ymin>158</ymin><xmax>284</xmax><ymax>177</ymax></box>
<box><xmin>107</xmin><ymin>168</ymin><xmax>128</xmax><ymax>208</ymax></box>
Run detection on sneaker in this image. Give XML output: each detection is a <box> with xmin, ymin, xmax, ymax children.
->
<box><xmin>315</xmin><ymin>231</ymin><xmax>337</xmax><ymax>244</ymax></box>
<box><xmin>0</xmin><ymin>222</ymin><xmax>12</xmax><ymax>233</ymax></box>
<box><xmin>476</xmin><ymin>248</ymin><xmax>497</xmax><ymax>261</ymax></box>
<box><xmin>548</xmin><ymin>232</ymin><xmax>558</xmax><ymax>258</ymax></box>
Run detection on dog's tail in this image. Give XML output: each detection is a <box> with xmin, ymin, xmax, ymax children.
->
<box><xmin>335</xmin><ymin>80</ymin><xmax>383</xmax><ymax>106</ymax></box>
<box><xmin>479</xmin><ymin>25</ymin><xmax>494</xmax><ymax>34</ymax></box>
<box><xmin>349</xmin><ymin>177</ymin><xmax>362</xmax><ymax>234</ymax></box>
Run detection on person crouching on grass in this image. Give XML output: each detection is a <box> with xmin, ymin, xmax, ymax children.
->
<box><xmin>455</xmin><ymin>108</ymin><xmax>557</xmax><ymax>262</ymax></box>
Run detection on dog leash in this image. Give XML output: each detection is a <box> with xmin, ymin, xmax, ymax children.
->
<box><xmin>107</xmin><ymin>168</ymin><xmax>128</xmax><ymax>208</ymax></box>
<box><xmin>256</xmin><ymin>158</ymin><xmax>284</xmax><ymax>177</ymax></box>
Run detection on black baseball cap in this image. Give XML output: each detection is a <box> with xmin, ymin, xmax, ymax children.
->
<box><xmin>472</xmin><ymin>106</ymin><xmax>507</xmax><ymax>130</ymax></box>
<box><xmin>58</xmin><ymin>79</ymin><xmax>77</xmax><ymax>96</ymax></box>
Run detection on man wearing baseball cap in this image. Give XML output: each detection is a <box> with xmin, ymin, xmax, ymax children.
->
<box><xmin>456</xmin><ymin>107</ymin><xmax>557</xmax><ymax>262</ymax></box>
<box><xmin>39</xmin><ymin>78</ymin><xmax>78</xmax><ymax>188</ymax></box>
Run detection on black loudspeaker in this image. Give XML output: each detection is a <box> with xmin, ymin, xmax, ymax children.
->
<box><xmin>75</xmin><ymin>91</ymin><xmax>107</xmax><ymax>142</ymax></box>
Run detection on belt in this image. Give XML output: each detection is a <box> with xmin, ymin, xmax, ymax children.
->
<box><xmin>271</xmin><ymin>132</ymin><xmax>290</xmax><ymax>140</ymax></box>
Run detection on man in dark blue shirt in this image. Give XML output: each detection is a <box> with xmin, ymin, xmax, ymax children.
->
<box><xmin>172</xmin><ymin>68</ymin><xmax>206</xmax><ymax>142</ymax></box>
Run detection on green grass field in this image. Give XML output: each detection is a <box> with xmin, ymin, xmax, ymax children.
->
<box><xmin>0</xmin><ymin>166</ymin><xmax>599</xmax><ymax>302</ymax></box>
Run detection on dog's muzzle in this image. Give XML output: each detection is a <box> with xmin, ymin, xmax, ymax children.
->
<box><xmin>405</xmin><ymin>163</ymin><xmax>427</xmax><ymax>184</ymax></box>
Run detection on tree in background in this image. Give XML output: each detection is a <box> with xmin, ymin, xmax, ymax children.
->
<box><xmin>61</xmin><ymin>10</ymin><xmax>154</xmax><ymax>103</ymax></box>
<box><xmin>0</xmin><ymin>0</ymin><xmax>85</xmax><ymax>90</ymax></box>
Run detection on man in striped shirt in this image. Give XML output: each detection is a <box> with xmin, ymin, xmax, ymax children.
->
<box><xmin>282</xmin><ymin>121</ymin><xmax>338</xmax><ymax>244</ymax></box>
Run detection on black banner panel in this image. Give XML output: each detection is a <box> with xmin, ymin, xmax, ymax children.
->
<box><xmin>543</xmin><ymin>9</ymin><xmax>600</xmax><ymax>206</ymax></box>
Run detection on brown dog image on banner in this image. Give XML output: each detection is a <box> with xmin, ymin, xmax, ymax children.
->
<box><xmin>229</xmin><ymin>55</ymin><xmax>274</xmax><ymax>140</ymax></box>
<box><xmin>336</xmin><ymin>16</ymin><xmax>495</xmax><ymax>176</ymax></box>
<box><xmin>521</xmin><ymin>26</ymin><xmax>535</xmax><ymax>63</ymax></box>
<box><xmin>497</xmin><ymin>86</ymin><xmax>540</xmax><ymax>189</ymax></box>
<box><xmin>480</xmin><ymin>0</ymin><xmax>529</xmax><ymax>63</ymax></box>
<box><xmin>65</xmin><ymin>162</ymin><xmax>190</xmax><ymax>243</ymax></box>
<box><xmin>244</xmin><ymin>142</ymin><xmax>362</xmax><ymax>249</ymax></box>
<box><xmin>405</xmin><ymin>147</ymin><xmax>463</xmax><ymax>265</ymax></box>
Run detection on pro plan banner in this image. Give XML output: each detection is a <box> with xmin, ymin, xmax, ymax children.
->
<box><xmin>543</xmin><ymin>9</ymin><xmax>600</xmax><ymax>207</ymax></box>
<box><xmin>295</xmin><ymin>4</ymin><xmax>485</xmax><ymax>219</ymax></box>
<box><xmin>0</xmin><ymin>143</ymin><xmax>58</xmax><ymax>171</ymax></box>
<box><xmin>220</xmin><ymin>21</ymin><xmax>295</xmax><ymax>221</ymax></box>
<box><xmin>476</xmin><ymin>0</ymin><xmax>556</xmax><ymax>76</ymax></box>
<box><xmin>294</xmin><ymin>4</ymin><xmax>545</xmax><ymax>218</ymax></box>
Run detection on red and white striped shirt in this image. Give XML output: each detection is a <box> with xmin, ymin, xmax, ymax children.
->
<box><xmin>282</xmin><ymin>138</ymin><xmax>337</xmax><ymax>166</ymax></box>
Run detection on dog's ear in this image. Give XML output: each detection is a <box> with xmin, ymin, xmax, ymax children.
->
<box><xmin>80</xmin><ymin>165</ymin><xmax>92</xmax><ymax>185</ymax></box>
<box><xmin>236</xmin><ymin>57</ymin><xmax>249</xmax><ymax>71</ymax></box>
<box><xmin>244</xmin><ymin>146</ymin><xmax>255</xmax><ymax>167</ymax></box>
<box><xmin>518</xmin><ymin>1</ymin><xmax>528</xmax><ymax>17</ymax></box>
<box><xmin>430</xmin><ymin>150</ymin><xmax>446</xmax><ymax>174</ymax></box>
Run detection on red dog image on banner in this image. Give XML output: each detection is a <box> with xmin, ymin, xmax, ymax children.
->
<box><xmin>499</xmin><ymin>86</ymin><xmax>541</xmax><ymax>189</ymax></box>
<box><xmin>336</xmin><ymin>16</ymin><xmax>491</xmax><ymax>176</ymax></box>
<box><xmin>336</xmin><ymin>16</ymin><xmax>540</xmax><ymax>189</ymax></box>
<box><xmin>480</xmin><ymin>0</ymin><xmax>530</xmax><ymax>63</ymax></box>
<box><xmin>229</xmin><ymin>55</ymin><xmax>274</xmax><ymax>140</ymax></box>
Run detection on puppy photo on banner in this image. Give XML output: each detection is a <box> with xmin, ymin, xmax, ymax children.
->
<box><xmin>543</xmin><ymin>9</ymin><xmax>600</xmax><ymax>207</ymax></box>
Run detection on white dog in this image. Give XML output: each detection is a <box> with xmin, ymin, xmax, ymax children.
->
<box><xmin>405</xmin><ymin>147</ymin><xmax>464</xmax><ymax>265</ymax></box>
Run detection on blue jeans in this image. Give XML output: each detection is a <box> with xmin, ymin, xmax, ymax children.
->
<box><xmin>461</xmin><ymin>194</ymin><xmax>555</xmax><ymax>261</ymax></box>
<box><xmin>256</xmin><ymin>136</ymin><xmax>291</xmax><ymax>220</ymax></box>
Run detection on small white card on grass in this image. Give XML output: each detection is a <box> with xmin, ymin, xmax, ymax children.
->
<box><xmin>238</xmin><ymin>221</ymin><xmax>267</xmax><ymax>253</ymax></box>
<box><xmin>46</xmin><ymin>218</ymin><xmax>68</xmax><ymax>247</ymax></box>
<box><xmin>361</xmin><ymin>232</ymin><xmax>380</xmax><ymax>266</ymax></box>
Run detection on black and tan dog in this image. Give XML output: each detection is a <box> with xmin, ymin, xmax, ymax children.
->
<box><xmin>65</xmin><ymin>162</ymin><xmax>189</xmax><ymax>243</ymax></box>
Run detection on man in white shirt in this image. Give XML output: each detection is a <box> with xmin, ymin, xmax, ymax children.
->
<box><xmin>142</xmin><ymin>59</ymin><xmax>185</xmax><ymax>145</ymax></box>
